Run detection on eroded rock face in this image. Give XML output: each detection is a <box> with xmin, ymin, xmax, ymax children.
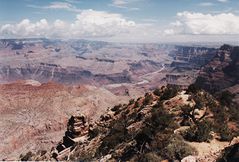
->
<box><xmin>195</xmin><ymin>44</ymin><xmax>239</xmax><ymax>93</ymax></box>
<box><xmin>166</xmin><ymin>46</ymin><xmax>217</xmax><ymax>87</ymax></box>
<box><xmin>0</xmin><ymin>64</ymin><xmax>131</xmax><ymax>85</ymax></box>
<box><xmin>67</xmin><ymin>114</ymin><xmax>88</xmax><ymax>138</ymax></box>
<box><xmin>53</xmin><ymin>114</ymin><xmax>90</xmax><ymax>160</ymax></box>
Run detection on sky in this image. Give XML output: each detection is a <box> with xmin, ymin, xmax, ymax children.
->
<box><xmin>1</xmin><ymin>0</ymin><xmax>239</xmax><ymax>43</ymax></box>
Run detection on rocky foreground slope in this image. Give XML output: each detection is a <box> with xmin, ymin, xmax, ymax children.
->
<box><xmin>18</xmin><ymin>85</ymin><xmax>239</xmax><ymax>161</ymax></box>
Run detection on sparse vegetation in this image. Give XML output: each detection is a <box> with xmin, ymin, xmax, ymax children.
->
<box><xmin>183</xmin><ymin>120</ymin><xmax>213</xmax><ymax>142</ymax></box>
<box><xmin>20</xmin><ymin>151</ymin><xmax>34</xmax><ymax>161</ymax></box>
<box><xmin>140</xmin><ymin>152</ymin><xmax>163</xmax><ymax>162</ymax></box>
<box><xmin>187</xmin><ymin>84</ymin><xmax>201</xmax><ymax>94</ymax></box>
<box><xmin>111</xmin><ymin>104</ymin><xmax>122</xmax><ymax>112</ymax></box>
<box><xmin>218</xmin><ymin>125</ymin><xmax>233</xmax><ymax>141</ymax></box>
<box><xmin>129</xmin><ymin>99</ymin><xmax>135</xmax><ymax>105</ymax></box>
<box><xmin>143</xmin><ymin>93</ymin><xmax>153</xmax><ymax>105</ymax></box>
<box><xmin>160</xmin><ymin>85</ymin><xmax>180</xmax><ymax>100</ymax></box>
<box><xmin>217</xmin><ymin>91</ymin><xmax>235</xmax><ymax>107</ymax></box>
<box><xmin>18</xmin><ymin>83</ymin><xmax>239</xmax><ymax>161</ymax></box>
<box><xmin>153</xmin><ymin>88</ymin><xmax>161</xmax><ymax>96</ymax></box>
<box><xmin>134</xmin><ymin>100</ymin><xmax>140</xmax><ymax>108</ymax></box>
<box><xmin>97</xmin><ymin>117</ymin><xmax>128</xmax><ymax>156</ymax></box>
<box><xmin>161</xmin><ymin>135</ymin><xmax>197</xmax><ymax>161</ymax></box>
<box><xmin>88</xmin><ymin>126</ymin><xmax>99</xmax><ymax>139</ymax></box>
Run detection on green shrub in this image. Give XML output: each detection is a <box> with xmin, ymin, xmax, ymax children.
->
<box><xmin>134</xmin><ymin>100</ymin><xmax>140</xmax><ymax>108</ymax></box>
<box><xmin>88</xmin><ymin>127</ymin><xmax>99</xmax><ymax>140</ymax></box>
<box><xmin>20</xmin><ymin>151</ymin><xmax>34</xmax><ymax>161</ymax></box>
<box><xmin>140</xmin><ymin>152</ymin><xmax>163</xmax><ymax>162</ymax></box>
<box><xmin>97</xmin><ymin>120</ymin><xmax>128</xmax><ymax>156</ymax></box>
<box><xmin>111</xmin><ymin>104</ymin><xmax>122</xmax><ymax>111</ymax></box>
<box><xmin>227</xmin><ymin>104</ymin><xmax>239</xmax><ymax>123</ymax></box>
<box><xmin>143</xmin><ymin>93</ymin><xmax>153</xmax><ymax>105</ymax></box>
<box><xmin>161</xmin><ymin>135</ymin><xmax>197</xmax><ymax>161</ymax></box>
<box><xmin>151</xmin><ymin>131</ymin><xmax>172</xmax><ymax>151</ymax></box>
<box><xmin>147</xmin><ymin>107</ymin><xmax>176</xmax><ymax>131</ymax></box>
<box><xmin>218</xmin><ymin>91</ymin><xmax>235</xmax><ymax>107</ymax></box>
<box><xmin>183</xmin><ymin>120</ymin><xmax>213</xmax><ymax>142</ymax></box>
<box><xmin>160</xmin><ymin>85</ymin><xmax>180</xmax><ymax>100</ymax></box>
<box><xmin>153</xmin><ymin>88</ymin><xmax>161</xmax><ymax>96</ymax></box>
<box><xmin>129</xmin><ymin>99</ymin><xmax>135</xmax><ymax>105</ymax></box>
<box><xmin>218</xmin><ymin>125</ymin><xmax>233</xmax><ymax>141</ymax></box>
<box><xmin>187</xmin><ymin>84</ymin><xmax>201</xmax><ymax>94</ymax></box>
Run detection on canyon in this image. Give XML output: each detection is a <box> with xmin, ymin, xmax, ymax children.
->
<box><xmin>1</xmin><ymin>39</ymin><xmax>236</xmax><ymax>160</ymax></box>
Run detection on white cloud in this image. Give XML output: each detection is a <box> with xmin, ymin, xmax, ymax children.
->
<box><xmin>1</xmin><ymin>19</ymin><xmax>49</xmax><ymax>37</ymax></box>
<box><xmin>217</xmin><ymin>0</ymin><xmax>228</xmax><ymax>2</ymax></box>
<box><xmin>0</xmin><ymin>10</ymin><xmax>137</xmax><ymax>39</ymax></box>
<box><xmin>110</xmin><ymin>0</ymin><xmax>140</xmax><ymax>10</ymax></box>
<box><xmin>70</xmin><ymin>9</ymin><xmax>136</xmax><ymax>37</ymax></box>
<box><xmin>46</xmin><ymin>2</ymin><xmax>73</xmax><ymax>9</ymax></box>
<box><xmin>199</xmin><ymin>2</ymin><xmax>214</xmax><ymax>6</ymax></box>
<box><xmin>165</xmin><ymin>11</ymin><xmax>239</xmax><ymax>35</ymax></box>
<box><xmin>164</xmin><ymin>29</ymin><xmax>175</xmax><ymax>35</ymax></box>
<box><xmin>64</xmin><ymin>0</ymin><xmax>81</xmax><ymax>3</ymax></box>
<box><xmin>3</xmin><ymin>9</ymin><xmax>239</xmax><ymax>43</ymax></box>
<box><xmin>112</xmin><ymin>0</ymin><xmax>128</xmax><ymax>6</ymax></box>
<box><xmin>28</xmin><ymin>1</ymin><xmax>81</xmax><ymax>12</ymax></box>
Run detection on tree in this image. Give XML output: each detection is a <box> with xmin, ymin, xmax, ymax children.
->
<box><xmin>160</xmin><ymin>85</ymin><xmax>180</xmax><ymax>100</ymax></box>
<box><xmin>183</xmin><ymin>120</ymin><xmax>213</xmax><ymax>142</ymax></box>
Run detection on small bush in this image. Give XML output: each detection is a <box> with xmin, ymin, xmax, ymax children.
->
<box><xmin>218</xmin><ymin>91</ymin><xmax>235</xmax><ymax>107</ymax></box>
<box><xmin>36</xmin><ymin>150</ymin><xmax>47</xmax><ymax>157</ymax></box>
<box><xmin>161</xmin><ymin>135</ymin><xmax>197</xmax><ymax>161</ymax></box>
<box><xmin>143</xmin><ymin>93</ymin><xmax>153</xmax><ymax>105</ymax></box>
<box><xmin>88</xmin><ymin>127</ymin><xmax>99</xmax><ymax>140</ymax></box>
<box><xmin>97</xmin><ymin>120</ymin><xmax>128</xmax><ymax>156</ymax></box>
<box><xmin>153</xmin><ymin>88</ymin><xmax>161</xmax><ymax>96</ymax></box>
<box><xmin>151</xmin><ymin>131</ymin><xmax>172</xmax><ymax>151</ymax></box>
<box><xmin>134</xmin><ymin>100</ymin><xmax>140</xmax><ymax>108</ymax></box>
<box><xmin>111</xmin><ymin>104</ymin><xmax>122</xmax><ymax>111</ymax></box>
<box><xmin>147</xmin><ymin>107</ymin><xmax>176</xmax><ymax>131</ymax></box>
<box><xmin>227</xmin><ymin>104</ymin><xmax>239</xmax><ymax>123</ymax></box>
<box><xmin>218</xmin><ymin>125</ymin><xmax>233</xmax><ymax>141</ymax></box>
<box><xmin>141</xmin><ymin>152</ymin><xmax>163</xmax><ymax>162</ymax></box>
<box><xmin>187</xmin><ymin>84</ymin><xmax>201</xmax><ymax>94</ymax></box>
<box><xmin>20</xmin><ymin>151</ymin><xmax>34</xmax><ymax>161</ymax></box>
<box><xmin>160</xmin><ymin>85</ymin><xmax>180</xmax><ymax>100</ymax></box>
<box><xmin>129</xmin><ymin>99</ymin><xmax>135</xmax><ymax>105</ymax></box>
<box><xmin>183</xmin><ymin>120</ymin><xmax>213</xmax><ymax>142</ymax></box>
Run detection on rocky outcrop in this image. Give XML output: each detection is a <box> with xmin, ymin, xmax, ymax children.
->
<box><xmin>53</xmin><ymin>114</ymin><xmax>89</xmax><ymax>160</ymax></box>
<box><xmin>169</xmin><ymin>46</ymin><xmax>216</xmax><ymax>69</ymax></box>
<box><xmin>195</xmin><ymin>44</ymin><xmax>239</xmax><ymax>93</ymax></box>
<box><xmin>166</xmin><ymin>46</ymin><xmax>216</xmax><ymax>87</ymax></box>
